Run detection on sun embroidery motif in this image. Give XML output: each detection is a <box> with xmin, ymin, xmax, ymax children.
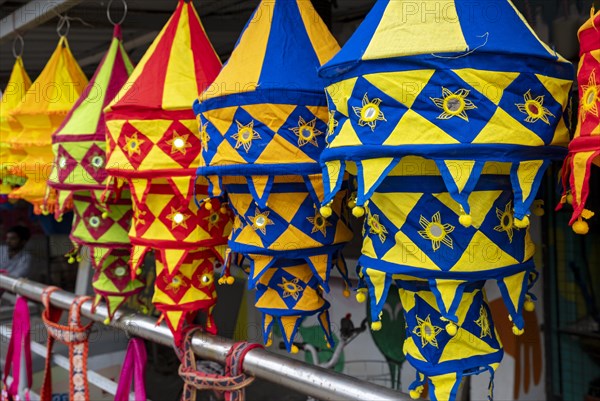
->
<box><xmin>516</xmin><ymin>90</ymin><xmax>555</xmax><ymax>124</ymax></box>
<box><xmin>124</xmin><ymin>132</ymin><xmax>144</xmax><ymax>157</ymax></box>
<box><xmin>418</xmin><ymin>212</ymin><xmax>455</xmax><ymax>251</ymax></box>
<box><xmin>413</xmin><ymin>315</ymin><xmax>443</xmax><ymax>348</ymax></box>
<box><xmin>307</xmin><ymin>210</ymin><xmax>331</xmax><ymax>236</ymax></box>
<box><xmin>232</xmin><ymin>120</ymin><xmax>261</xmax><ymax>153</ymax></box>
<box><xmin>278</xmin><ymin>277</ymin><xmax>303</xmax><ymax>301</ymax></box>
<box><xmin>352</xmin><ymin>93</ymin><xmax>387</xmax><ymax>131</ymax></box>
<box><xmin>198</xmin><ymin>119</ymin><xmax>210</xmax><ymax>152</ymax></box>
<box><xmin>166</xmin><ymin>130</ymin><xmax>192</xmax><ymax>155</ymax></box>
<box><xmin>166</xmin><ymin>207</ymin><xmax>190</xmax><ymax>230</ymax></box>
<box><xmin>165</xmin><ymin>274</ymin><xmax>187</xmax><ymax>294</ymax></box>
<box><xmin>494</xmin><ymin>201</ymin><xmax>517</xmax><ymax>243</ymax></box>
<box><xmin>250</xmin><ymin>208</ymin><xmax>274</xmax><ymax>235</ymax></box>
<box><xmin>430</xmin><ymin>87</ymin><xmax>477</xmax><ymax>122</ymax></box>
<box><xmin>474</xmin><ymin>305</ymin><xmax>492</xmax><ymax>339</ymax></box>
<box><xmin>580</xmin><ymin>69</ymin><xmax>600</xmax><ymax>122</ymax></box>
<box><xmin>368</xmin><ymin>213</ymin><xmax>388</xmax><ymax>243</ymax></box>
<box><xmin>290</xmin><ymin>116</ymin><xmax>323</xmax><ymax>147</ymax></box>
<box><xmin>204</xmin><ymin>212</ymin><xmax>221</xmax><ymax>231</ymax></box>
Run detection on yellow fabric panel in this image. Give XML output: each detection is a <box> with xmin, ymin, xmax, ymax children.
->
<box><xmin>242</xmin><ymin>104</ymin><xmax>297</xmax><ymax>134</ymax></box>
<box><xmin>165</xmin><ymin>311</ymin><xmax>184</xmax><ymax>331</ymax></box>
<box><xmin>384</xmin><ymin>109</ymin><xmax>460</xmax><ymax>146</ymax></box>
<box><xmin>228</xmin><ymin>192</ymin><xmax>254</xmax><ymax>218</ymax></box>
<box><xmin>170</xmin><ymin>176</ymin><xmax>193</xmax><ymax>200</ymax></box>
<box><xmin>382</xmin><ymin>231</ymin><xmax>441</xmax><ymax>270</ymax></box>
<box><xmin>213</xmin><ymin>139</ymin><xmax>248</xmax><ymax>166</ymax></box>
<box><xmin>361</xmin><ymin>236</ymin><xmax>377</xmax><ymax>259</ymax></box>
<box><xmin>439</xmin><ymin>327</ymin><xmax>499</xmax><ymax>363</ymax></box>
<box><xmin>397</xmin><ymin>286</ymin><xmax>416</xmax><ymax>312</ymax></box>
<box><xmin>502</xmin><ymin>271</ymin><xmax>527</xmax><ymax>312</ymax></box>
<box><xmin>471</xmin><ymin>108</ymin><xmax>545</xmax><ymax>146</ymax></box>
<box><xmin>162</xmin><ymin>4</ymin><xmax>197</xmax><ymax>111</ymax></box>
<box><xmin>481</xmin><ymin>161</ymin><xmax>511</xmax><ymax>175</ymax></box>
<box><xmin>364</xmin><ymin>70</ymin><xmax>436</xmax><ymax>108</ymax></box>
<box><xmin>326</xmin><ymin>78</ymin><xmax>358</xmax><ymax>117</ymax></box>
<box><xmin>524</xmin><ymin>230</ymin><xmax>536</xmax><ymax>262</ymax></box>
<box><xmin>427</xmin><ymin>372</ymin><xmax>459</xmax><ymax>399</ymax></box>
<box><xmin>0</xmin><ymin>57</ymin><xmax>31</xmax><ymax>113</ymax></box>
<box><xmin>388</xmin><ymin>157</ymin><xmax>440</xmax><ymax>177</ymax></box>
<box><xmin>572</xmin><ymin>151</ymin><xmax>596</xmax><ymax>207</ymax></box>
<box><xmin>372</xmin><ymin>191</ymin><xmax>422</xmax><ymax>229</ymax></box>
<box><xmin>443</xmin><ymin>160</ymin><xmax>476</xmax><ymax>193</ymax></box>
<box><xmin>452</xmin><ymin>69</ymin><xmax>519</xmax><ymax>105</ymax></box>
<box><xmin>307</xmin><ymin>255</ymin><xmax>329</xmax><ymax>285</ymax></box>
<box><xmin>280</xmin><ymin>315</ymin><xmax>302</xmax><ymax>343</ymax></box>
<box><xmin>235</xmin><ymin>226</ymin><xmax>265</xmax><ymax>249</ymax></box>
<box><xmin>454</xmin><ymin>290</ymin><xmax>476</xmax><ymax>322</ymax></box>
<box><xmin>268</xmin><ymin>192</ymin><xmax>308</xmax><ymax>221</ymax></box>
<box><xmin>180</xmin><ymin>286</ymin><xmax>212</xmax><ymax>304</ymax></box>
<box><xmin>451</xmin><ymin>231</ymin><xmax>519</xmax><ymax>271</ymax></box>
<box><xmin>305</xmin><ymin>106</ymin><xmax>329</xmax><ymax>124</ymax></box>
<box><xmin>202</xmin><ymin>1</ymin><xmax>272</xmax><ymax>100</ymax></box>
<box><xmin>334</xmin><ymin>215</ymin><xmax>355</xmax><ymax>244</ymax></box>
<box><xmin>550</xmin><ymin>116</ymin><xmax>571</xmax><ymax>147</ymax></box>
<box><xmin>325</xmin><ymin>161</ymin><xmax>343</xmax><ymax>194</ymax></box>
<box><xmin>202</xmin><ymin>106</ymin><xmax>237</xmax><ymax>135</ymax></box>
<box><xmin>272</xmin><ymin>225</ymin><xmax>322</xmax><ymax>250</ymax></box>
<box><xmin>364</xmin><ymin>268</ymin><xmax>388</xmax><ymax>307</ymax></box>
<box><xmin>162</xmin><ymin>249</ymin><xmax>190</xmax><ymax>276</ymax></box>
<box><xmin>263</xmin><ymin>314</ymin><xmax>273</xmax><ymax>332</ymax></box>
<box><xmin>256</xmin><ymin>290</ymin><xmax>289</xmax><ymax>310</ymax></box>
<box><xmin>440</xmin><ymin>191</ymin><xmax>502</xmax><ymax>229</ymax></box>
<box><xmin>129</xmin><ymin>120</ymin><xmax>171</xmax><ymax>143</ymax></box>
<box><xmin>434</xmin><ymin>279</ymin><xmax>466</xmax><ymax>316</ymax></box>
<box><xmin>130</xmin><ymin>178</ymin><xmax>152</xmax><ymax>205</ymax></box>
<box><xmin>306</xmin><ymin>174</ymin><xmax>325</xmax><ymax>202</ymax></box>
<box><xmin>249</xmin><ymin>254</ymin><xmax>275</xmax><ymax>283</ymax></box>
<box><xmin>360</xmin><ymin>158</ymin><xmax>398</xmax><ymax>198</ymax></box>
<box><xmin>256</xmin><ymin>135</ymin><xmax>314</xmax><ymax>165</ymax></box>
<box><xmin>44</xmin><ymin>41</ymin><xmax>88</xmax><ymax>114</ymax></box>
<box><xmin>106</xmin><ymin>296</ymin><xmax>126</xmax><ymax>313</ymax></box>
<box><xmin>402</xmin><ymin>337</ymin><xmax>428</xmax><ymax>362</ymax></box>
<box><xmin>294</xmin><ymin>286</ymin><xmax>326</xmax><ymax>312</ymax></box>
<box><xmin>363</xmin><ymin>0</ymin><xmax>468</xmax><ymax>60</ymax></box>
<box><xmin>329</xmin><ymin>120</ymin><xmax>362</xmax><ymax>148</ymax></box>
<box><xmin>517</xmin><ymin>160</ymin><xmax>544</xmax><ymax>201</ymax></box>
<box><xmin>296</xmin><ymin>0</ymin><xmax>340</xmax><ymax>65</ymax></box>
<box><xmin>130</xmin><ymin>245</ymin><xmax>150</xmax><ymax>272</ymax></box>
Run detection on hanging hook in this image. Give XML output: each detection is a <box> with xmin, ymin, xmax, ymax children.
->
<box><xmin>107</xmin><ymin>0</ymin><xmax>128</xmax><ymax>26</ymax></box>
<box><xmin>56</xmin><ymin>14</ymin><xmax>70</xmax><ymax>38</ymax></box>
<box><xmin>12</xmin><ymin>34</ymin><xmax>24</xmax><ymax>58</ymax></box>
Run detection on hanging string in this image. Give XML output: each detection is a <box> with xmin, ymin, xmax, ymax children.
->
<box><xmin>107</xmin><ymin>0</ymin><xmax>128</xmax><ymax>26</ymax></box>
<box><xmin>12</xmin><ymin>34</ymin><xmax>24</xmax><ymax>59</ymax></box>
<box><xmin>56</xmin><ymin>15</ymin><xmax>71</xmax><ymax>38</ymax></box>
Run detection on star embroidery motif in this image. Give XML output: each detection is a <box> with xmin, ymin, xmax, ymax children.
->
<box><xmin>278</xmin><ymin>277</ymin><xmax>303</xmax><ymax>301</ymax></box>
<box><xmin>249</xmin><ymin>208</ymin><xmax>274</xmax><ymax>235</ymax></box>
<box><xmin>124</xmin><ymin>132</ymin><xmax>144</xmax><ymax>157</ymax></box>
<box><xmin>580</xmin><ymin>69</ymin><xmax>600</xmax><ymax>122</ymax></box>
<box><xmin>166</xmin><ymin>206</ymin><xmax>190</xmax><ymax>230</ymax></box>
<box><xmin>166</xmin><ymin>130</ymin><xmax>192</xmax><ymax>155</ymax></box>
<box><xmin>164</xmin><ymin>274</ymin><xmax>187</xmax><ymax>294</ymax></box>
<box><xmin>232</xmin><ymin>120</ymin><xmax>261</xmax><ymax>153</ymax></box>
<box><xmin>516</xmin><ymin>90</ymin><xmax>555</xmax><ymax>125</ymax></box>
<box><xmin>352</xmin><ymin>93</ymin><xmax>387</xmax><ymax>131</ymax></box>
<box><xmin>430</xmin><ymin>87</ymin><xmax>477</xmax><ymax>122</ymax></box>
<box><xmin>289</xmin><ymin>116</ymin><xmax>323</xmax><ymax>147</ymax></box>
<box><xmin>307</xmin><ymin>210</ymin><xmax>331</xmax><ymax>236</ymax></box>
<box><xmin>413</xmin><ymin>315</ymin><xmax>443</xmax><ymax>348</ymax></box>
<box><xmin>199</xmin><ymin>120</ymin><xmax>210</xmax><ymax>152</ymax></box>
<box><xmin>418</xmin><ymin>212</ymin><xmax>455</xmax><ymax>251</ymax></box>
<box><xmin>368</xmin><ymin>213</ymin><xmax>388</xmax><ymax>243</ymax></box>
<box><xmin>204</xmin><ymin>212</ymin><xmax>221</xmax><ymax>231</ymax></box>
<box><xmin>494</xmin><ymin>201</ymin><xmax>518</xmax><ymax>243</ymax></box>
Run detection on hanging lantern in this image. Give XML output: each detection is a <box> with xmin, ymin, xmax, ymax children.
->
<box><xmin>0</xmin><ymin>41</ymin><xmax>32</xmax><ymax>194</ymax></box>
<box><xmin>104</xmin><ymin>0</ymin><xmax>230</xmax><ymax>344</ymax></box>
<box><xmin>195</xmin><ymin>0</ymin><xmax>353</xmax><ymax>352</ymax></box>
<box><xmin>317</xmin><ymin>0</ymin><xmax>573</xmax><ymax>398</ymax></box>
<box><xmin>46</xmin><ymin>24</ymin><xmax>141</xmax><ymax>322</ymax></box>
<box><xmin>8</xmin><ymin>24</ymin><xmax>88</xmax><ymax>214</ymax></box>
<box><xmin>559</xmin><ymin>9</ymin><xmax>600</xmax><ymax>235</ymax></box>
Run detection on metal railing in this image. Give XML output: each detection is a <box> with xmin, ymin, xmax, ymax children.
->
<box><xmin>0</xmin><ymin>274</ymin><xmax>409</xmax><ymax>401</ymax></box>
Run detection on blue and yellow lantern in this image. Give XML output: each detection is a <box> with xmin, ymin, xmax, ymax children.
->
<box><xmin>317</xmin><ymin>0</ymin><xmax>573</xmax><ymax>398</ymax></box>
<box><xmin>195</xmin><ymin>0</ymin><xmax>353</xmax><ymax>352</ymax></box>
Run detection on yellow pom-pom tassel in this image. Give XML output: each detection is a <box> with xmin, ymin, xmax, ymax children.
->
<box><xmin>514</xmin><ymin>216</ymin><xmax>530</xmax><ymax>228</ymax></box>
<box><xmin>265</xmin><ymin>338</ymin><xmax>272</xmax><ymax>347</ymax></box>
<box><xmin>205</xmin><ymin>202</ymin><xmax>213</xmax><ymax>211</ymax></box>
<box><xmin>356</xmin><ymin>291</ymin><xmax>367</xmax><ymax>303</ymax></box>
<box><xmin>220</xmin><ymin>206</ymin><xmax>227</xmax><ymax>214</ymax></box>
<box><xmin>352</xmin><ymin>206</ymin><xmax>365</xmax><ymax>218</ymax></box>
<box><xmin>347</xmin><ymin>199</ymin><xmax>356</xmax><ymax>209</ymax></box>
<box><xmin>76</xmin><ymin>255</ymin><xmax>82</xmax><ymax>262</ymax></box>
<box><xmin>56</xmin><ymin>216</ymin><xmax>62</xmax><ymax>223</ymax></box>
<box><xmin>343</xmin><ymin>288</ymin><xmax>350</xmax><ymax>298</ymax></box>
<box><xmin>290</xmin><ymin>345</ymin><xmax>299</xmax><ymax>354</ymax></box>
<box><xmin>102</xmin><ymin>211</ymin><xmax>109</xmax><ymax>219</ymax></box>
<box><xmin>445</xmin><ymin>322</ymin><xmax>458</xmax><ymax>336</ymax></box>
<box><xmin>68</xmin><ymin>256</ymin><xmax>75</xmax><ymax>264</ymax></box>
<box><xmin>319</xmin><ymin>206</ymin><xmax>332</xmax><ymax>218</ymax></box>
<box><xmin>573</xmin><ymin>219</ymin><xmax>590</xmax><ymax>235</ymax></box>
<box><xmin>218</xmin><ymin>277</ymin><xmax>225</xmax><ymax>285</ymax></box>
<box><xmin>226</xmin><ymin>276</ymin><xmax>235</xmax><ymax>285</ymax></box>
<box><xmin>136</xmin><ymin>268</ymin><xmax>142</xmax><ymax>276</ymax></box>
<box><xmin>103</xmin><ymin>317</ymin><xmax>110</xmax><ymax>325</ymax></box>
<box><xmin>409</xmin><ymin>387</ymin><xmax>423</xmax><ymax>399</ymax></box>
<box><xmin>371</xmin><ymin>321</ymin><xmax>382</xmax><ymax>331</ymax></box>
<box><xmin>42</xmin><ymin>209</ymin><xmax>50</xmax><ymax>216</ymax></box>
<box><xmin>512</xmin><ymin>325</ymin><xmax>525</xmax><ymax>336</ymax></box>
<box><xmin>458</xmin><ymin>214</ymin><xmax>472</xmax><ymax>228</ymax></box>
<box><xmin>566</xmin><ymin>193</ymin><xmax>574</xmax><ymax>205</ymax></box>
<box><xmin>524</xmin><ymin>299</ymin><xmax>535</xmax><ymax>312</ymax></box>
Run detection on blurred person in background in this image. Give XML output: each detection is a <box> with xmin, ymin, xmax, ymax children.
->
<box><xmin>0</xmin><ymin>225</ymin><xmax>32</xmax><ymax>278</ymax></box>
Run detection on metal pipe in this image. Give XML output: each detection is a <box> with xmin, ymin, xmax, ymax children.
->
<box><xmin>0</xmin><ymin>275</ymin><xmax>409</xmax><ymax>401</ymax></box>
